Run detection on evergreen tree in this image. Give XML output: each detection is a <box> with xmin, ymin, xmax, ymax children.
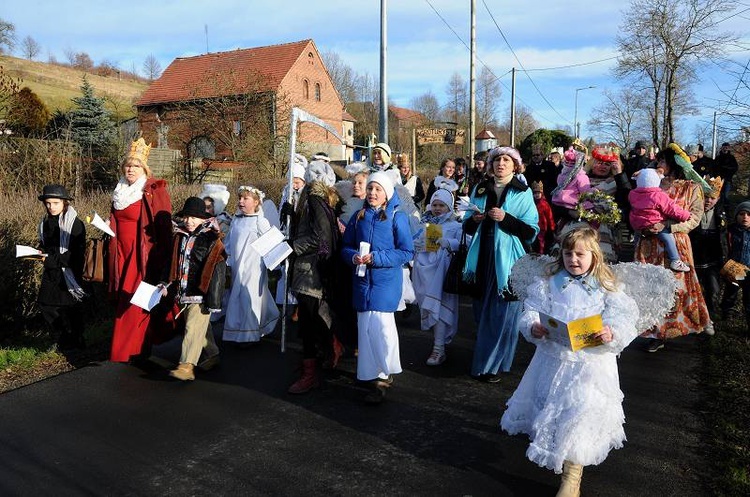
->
<box><xmin>68</xmin><ymin>76</ymin><xmax>118</xmax><ymax>186</ymax></box>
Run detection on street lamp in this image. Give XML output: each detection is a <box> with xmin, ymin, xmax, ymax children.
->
<box><xmin>574</xmin><ymin>86</ymin><xmax>596</xmax><ymax>138</ymax></box>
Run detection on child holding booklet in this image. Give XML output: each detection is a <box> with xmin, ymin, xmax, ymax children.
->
<box><xmin>412</xmin><ymin>187</ymin><xmax>462</xmax><ymax>366</ymax></box>
<box><xmin>501</xmin><ymin>225</ymin><xmax>639</xmax><ymax>497</ymax></box>
<box><xmin>223</xmin><ymin>186</ymin><xmax>280</xmax><ymax>344</ymax></box>
<box><xmin>342</xmin><ymin>172</ymin><xmax>414</xmax><ymax>404</ymax></box>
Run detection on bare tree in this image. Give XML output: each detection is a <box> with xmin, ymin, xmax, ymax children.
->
<box><xmin>445</xmin><ymin>72</ymin><xmax>468</xmax><ymax>126</ymax></box>
<box><xmin>321</xmin><ymin>50</ymin><xmax>356</xmax><ymax>105</ymax></box>
<box><xmin>587</xmin><ymin>87</ymin><xmax>650</xmax><ymax>149</ymax></box>
<box><xmin>410</xmin><ymin>91</ymin><xmax>441</xmax><ymax>122</ymax></box>
<box><xmin>616</xmin><ymin>0</ymin><xmax>737</xmax><ymax>147</ymax></box>
<box><xmin>477</xmin><ymin>66</ymin><xmax>501</xmax><ymax>129</ymax></box>
<box><xmin>73</xmin><ymin>52</ymin><xmax>94</xmax><ymax>71</ymax></box>
<box><xmin>63</xmin><ymin>47</ymin><xmax>76</xmax><ymax>66</ymax></box>
<box><xmin>0</xmin><ymin>18</ymin><xmax>15</xmax><ymax>54</ymax></box>
<box><xmin>504</xmin><ymin>104</ymin><xmax>538</xmax><ymax>145</ymax></box>
<box><xmin>143</xmin><ymin>54</ymin><xmax>162</xmax><ymax>81</ymax></box>
<box><xmin>20</xmin><ymin>35</ymin><xmax>41</xmax><ymax>60</ymax></box>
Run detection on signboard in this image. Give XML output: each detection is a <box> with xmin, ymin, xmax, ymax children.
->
<box><xmin>416</xmin><ymin>128</ymin><xmax>465</xmax><ymax>146</ymax></box>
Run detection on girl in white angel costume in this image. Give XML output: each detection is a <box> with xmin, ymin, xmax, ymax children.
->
<box><xmin>502</xmin><ymin>224</ymin><xmax>676</xmax><ymax>497</ymax></box>
<box><xmin>223</xmin><ymin>186</ymin><xmax>280</xmax><ymax>343</ymax></box>
<box><xmin>412</xmin><ymin>187</ymin><xmax>463</xmax><ymax>366</ymax></box>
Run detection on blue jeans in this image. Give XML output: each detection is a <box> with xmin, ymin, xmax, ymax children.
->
<box><xmin>635</xmin><ymin>229</ymin><xmax>680</xmax><ymax>261</ymax></box>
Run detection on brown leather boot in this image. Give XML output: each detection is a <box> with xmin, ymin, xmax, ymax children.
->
<box><xmin>288</xmin><ymin>359</ymin><xmax>320</xmax><ymax>394</ymax></box>
<box><xmin>169</xmin><ymin>363</ymin><xmax>195</xmax><ymax>381</ymax></box>
<box><xmin>556</xmin><ymin>461</ymin><xmax>583</xmax><ymax>497</ymax></box>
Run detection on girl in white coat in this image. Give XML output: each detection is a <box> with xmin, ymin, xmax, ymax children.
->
<box><xmin>411</xmin><ymin>188</ymin><xmax>463</xmax><ymax>365</ymax></box>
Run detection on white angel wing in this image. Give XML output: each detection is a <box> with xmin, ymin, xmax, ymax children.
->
<box><xmin>394</xmin><ymin>183</ymin><xmax>422</xmax><ymax>235</ymax></box>
<box><xmin>509</xmin><ymin>254</ymin><xmax>555</xmax><ymax>303</ymax></box>
<box><xmin>612</xmin><ymin>262</ymin><xmax>677</xmax><ymax>332</ymax></box>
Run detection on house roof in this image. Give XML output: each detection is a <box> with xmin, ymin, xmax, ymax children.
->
<box><xmin>342</xmin><ymin>110</ymin><xmax>356</xmax><ymax>122</ymax></box>
<box><xmin>137</xmin><ymin>39</ymin><xmax>314</xmax><ymax>107</ymax></box>
<box><xmin>476</xmin><ymin>129</ymin><xmax>496</xmax><ymax>139</ymax></box>
<box><xmin>389</xmin><ymin>105</ymin><xmax>426</xmax><ymax>124</ymax></box>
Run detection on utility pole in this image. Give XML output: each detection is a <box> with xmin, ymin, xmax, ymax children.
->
<box><xmin>510</xmin><ymin>68</ymin><xmax>516</xmax><ymax>147</ymax></box>
<box><xmin>379</xmin><ymin>0</ymin><xmax>388</xmax><ymax>144</ymax></box>
<box><xmin>711</xmin><ymin>111</ymin><xmax>718</xmax><ymax>159</ymax></box>
<box><xmin>468</xmin><ymin>0</ymin><xmax>476</xmax><ymax>161</ymax></box>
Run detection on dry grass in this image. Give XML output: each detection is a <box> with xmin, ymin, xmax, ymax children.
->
<box><xmin>1</xmin><ymin>54</ymin><xmax>148</xmax><ymax>119</ymax></box>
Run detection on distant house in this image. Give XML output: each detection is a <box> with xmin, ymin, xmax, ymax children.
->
<box><xmin>135</xmin><ymin>39</ymin><xmax>349</xmax><ymax>174</ymax></box>
<box><xmin>388</xmin><ymin>104</ymin><xmax>428</xmax><ymax>159</ymax></box>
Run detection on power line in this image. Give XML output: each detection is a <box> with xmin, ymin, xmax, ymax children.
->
<box><xmin>480</xmin><ymin>0</ymin><xmax>569</xmax><ymax>124</ymax></box>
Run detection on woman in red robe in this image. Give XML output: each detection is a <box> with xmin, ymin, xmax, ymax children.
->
<box><xmin>108</xmin><ymin>138</ymin><xmax>172</xmax><ymax>362</ymax></box>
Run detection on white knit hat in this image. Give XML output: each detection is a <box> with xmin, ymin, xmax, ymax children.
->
<box><xmin>305</xmin><ymin>159</ymin><xmax>336</xmax><ymax>186</ymax></box>
<box><xmin>291</xmin><ymin>162</ymin><xmax>306</xmax><ymax>181</ymax></box>
<box><xmin>636</xmin><ymin>168</ymin><xmax>662</xmax><ymax>189</ymax></box>
<box><xmin>199</xmin><ymin>184</ymin><xmax>230</xmax><ymax>215</ymax></box>
<box><xmin>367</xmin><ymin>172</ymin><xmax>395</xmax><ymax>200</ymax></box>
<box><xmin>430</xmin><ymin>188</ymin><xmax>454</xmax><ymax>211</ymax></box>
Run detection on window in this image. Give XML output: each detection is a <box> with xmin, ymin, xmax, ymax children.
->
<box><xmin>188</xmin><ymin>136</ymin><xmax>215</xmax><ymax>159</ymax></box>
<box><xmin>303</xmin><ymin>79</ymin><xmax>309</xmax><ymax>99</ymax></box>
<box><xmin>233</xmin><ymin>121</ymin><xmax>241</xmax><ymax>136</ymax></box>
<box><xmin>315</xmin><ymin>83</ymin><xmax>321</xmax><ymax>102</ymax></box>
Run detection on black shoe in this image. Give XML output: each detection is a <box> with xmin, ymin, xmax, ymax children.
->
<box><xmin>646</xmin><ymin>339</ymin><xmax>665</xmax><ymax>353</ymax></box>
<box><xmin>472</xmin><ymin>373</ymin><xmax>501</xmax><ymax>383</ymax></box>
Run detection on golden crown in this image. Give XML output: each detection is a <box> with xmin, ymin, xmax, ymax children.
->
<box><xmin>704</xmin><ymin>176</ymin><xmax>724</xmax><ymax>199</ymax></box>
<box><xmin>531</xmin><ymin>181</ymin><xmax>544</xmax><ymax>192</ymax></box>
<box><xmin>127</xmin><ymin>138</ymin><xmax>152</xmax><ymax>165</ymax></box>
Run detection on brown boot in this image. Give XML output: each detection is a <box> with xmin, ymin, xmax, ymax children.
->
<box><xmin>288</xmin><ymin>359</ymin><xmax>320</xmax><ymax>394</ymax></box>
<box><xmin>169</xmin><ymin>363</ymin><xmax>195</xmax><ymax>381</ymax></box>
<box><xmin>556</xmin><ymin>461</ymin><xmax>583</xmax><ymax>497</ymax></box>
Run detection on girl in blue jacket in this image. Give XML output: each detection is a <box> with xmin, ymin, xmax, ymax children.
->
<box><xmin>342</xmin><ymin>172</ymin><xmax>415</xmax><ymax>404</ymax></box>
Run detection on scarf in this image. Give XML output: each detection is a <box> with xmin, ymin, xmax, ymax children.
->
<box><xmin>112</xmin><ymin>175</ymin><xmax>147</xmax><ymax>210</ymax></box>
<box><xmin>38</xmin><ymin>205</ymin><xmax>86</xmax><ymax>301</ymax></box>
<box><xmin>463</xmin><ymin>183</ymin><xmax>539</xmax><ymax>294</ymax></box>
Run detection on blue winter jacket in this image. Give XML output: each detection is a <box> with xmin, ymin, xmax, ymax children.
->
<box><xmin>342</xmin><ymin>193</ymin><xmax>415</xmax><ymax>312</ymax></box>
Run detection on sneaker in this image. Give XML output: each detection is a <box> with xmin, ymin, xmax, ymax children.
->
<box><xmin>646</xmin><ymin>339</ymin><xmax>665</xmax><ymax>353</ymax></box>
<box><xmin>426</xmin><ymin>348</ymin><xmax>446</xmax><ymax>366</ymax></box>
<box><xmin>670</xmin><ymin>260</ymin><xmax>691</xmax><ymax>272</ymax></box>
<box><xmin>703</xmin><ymin>322</ymin><xmax>715</xmax><ymax>336</ymax></box>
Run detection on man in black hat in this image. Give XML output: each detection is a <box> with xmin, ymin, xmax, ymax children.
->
<box><xmin>692</xmin><ymin>144</ymin><xmax>717</xmax><ymax>177</ymax></box>
<box><xmin>625</xmin><ymin>141</ymin><xmax>651</xmax><ymax>180</ymax></box>
<box><xmin>36</xmin><ymin>184</ymin><xmax>87</xmax><ymax>350</ymax></box>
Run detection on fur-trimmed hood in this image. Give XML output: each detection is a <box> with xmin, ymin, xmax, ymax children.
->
<box><xmin>308</xmin><ymin>180</ymin><xmax>340</xmax><ymax>209</ymax></box>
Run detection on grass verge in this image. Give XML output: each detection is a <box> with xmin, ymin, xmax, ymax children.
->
<box><xmin>703</xmin><ymin>318</ymin><xmax>750</xmax><ymax>496</ymax></box>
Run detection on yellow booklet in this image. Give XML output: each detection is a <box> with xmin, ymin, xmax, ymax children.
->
<box><xmin>424</xmin><ymin>223</ymin><xmax>443</xmax><ymax>252</ymax></box>
<box><xmin>538</xmin><ymin>312</ymin><xmax>604</xmax><ymax>351</ymax></box>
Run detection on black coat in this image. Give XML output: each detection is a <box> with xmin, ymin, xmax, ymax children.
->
<box><xmin>289</xmin><ymin>183</ymin><xmax>340</xmax><ymax>301</ymax></box>
<box><xmin>37</xmin><ymin>214</ymin><xmax>86</xmax><ymax>307</ymax></box>
<box><xmin>524</xmin><ymin>160</ymin><xmax>559</xmax><ymax>202</ymax></box>
<box><xmin>715</xmin><ymin>153</ymin><xmax>739</xmax><ymax>182</ymax></box>
<box><xmin>168</xmin><ymin>226</ymin><xmax>226</xmax><ymax>311</ymax></box>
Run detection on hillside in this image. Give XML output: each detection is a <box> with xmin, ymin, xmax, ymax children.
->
<box><xmin>0</xmin><ymin>55</ymin><xmax>149</xmax><ymax>120</ymax></box>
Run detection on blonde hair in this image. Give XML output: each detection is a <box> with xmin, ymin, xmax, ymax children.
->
<box><xmin>548</xmin><ymin>225</ymin><xmax>617</xmax><ymax>291</ymax></box>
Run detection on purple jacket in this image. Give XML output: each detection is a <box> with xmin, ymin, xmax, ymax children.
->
<box><xmin>628</xmin><ymin>187</ymin><xmax>690</xmax><ymax>230</ymax></box>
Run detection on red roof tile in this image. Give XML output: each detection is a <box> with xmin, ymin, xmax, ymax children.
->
<box><xmin>388</xmin><ymin>105</ymin><xmax>426</xmax><ymax>124</ymax></box>
<box><xmin>137</xmin><ymin>39</ymin><xmax>313</xmax><ymax>106</ymax></box>
<box><xmin>342</xmin><ymin>110</ymin><xmax>356</xmax><ymax>122</ymax></box>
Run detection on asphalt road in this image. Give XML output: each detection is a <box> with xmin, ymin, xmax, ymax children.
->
<box><xmin>0</xmin><ymin>300</ymin><xmax>708</xmax><ymax>496</ymax></box>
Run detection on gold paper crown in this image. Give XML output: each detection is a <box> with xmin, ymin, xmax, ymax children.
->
<box><xmin>127</xmin><ymin>138</ymin><xmax>152</xmax><ymax>165</ymax></box>
<box><xmin>531</xmin><ymin>180</ymin><xmax>544</xmax><ymax>192</ymax></box>
<box><xmin>704</xmin><ymin>176</ymin><xmax>724</xmax><ymax>199</ymax></box>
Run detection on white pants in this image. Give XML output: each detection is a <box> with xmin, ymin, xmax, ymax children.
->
<box><xmin>357</xmin><ymin>311</ymin><xmax>402</xmax><ymax>381</ymax></box>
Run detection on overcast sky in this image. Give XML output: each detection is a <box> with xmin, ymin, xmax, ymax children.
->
<box><xmin>4</xmin><ymin>0</ymin><xmax>749</xmax><ymax>147</ymax></box>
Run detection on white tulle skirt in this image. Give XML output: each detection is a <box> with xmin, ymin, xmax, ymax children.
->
<box><xmin>500</xmin><ymin>348</ymin><xmax>627</xmax><ymax>474</ymax></box>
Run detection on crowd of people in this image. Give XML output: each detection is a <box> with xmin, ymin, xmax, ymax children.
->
<box><xmin>32</xmin><ymin>136</ymin><xmax>746</xmax><ymax>497</ymax></box>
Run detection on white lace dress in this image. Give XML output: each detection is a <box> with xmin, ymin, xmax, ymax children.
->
<box><xmin>501</xmin><ymin>270</ymin><xmax>639</xmax><ymax>473</ymax></box>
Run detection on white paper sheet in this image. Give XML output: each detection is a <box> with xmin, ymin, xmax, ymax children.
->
<box><xmin>89</xmin><ymin>212</ymin><xmax>115</xmax><ymax>237</ymax></box>
<box><xmin>15</xmin><ymin>245</ymin><xmax>46</xmax><ymax>258</ymax></box>
<box><xmin>129</xmin><ymin>281</ymin><xmax>163</xmax><ymax>311</ymax></box>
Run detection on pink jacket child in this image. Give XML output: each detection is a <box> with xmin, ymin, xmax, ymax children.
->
<box><xmin>629</xmin><ymin>168</ymin><xmax>690</xmax><ymax>229</ymax></box>
<box><xmin>628</xmin><ymin>167</ymin><xmax>692</xmax><ymax>272</ymax></box>
<box><xmin>551</xmin><ymin>148</ymin><xmax>593</xmax><ymax>210</ymax></box>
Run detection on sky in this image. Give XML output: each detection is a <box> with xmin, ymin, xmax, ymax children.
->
<box><xmin>3</xmin><ymin>0</ymin><xmax>750</xmax><ymax>149</ymax></box>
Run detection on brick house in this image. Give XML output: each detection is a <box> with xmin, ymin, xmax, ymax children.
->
<box><xmin>135</xmin><ymin>39</ymin><xmax>348</xmax><ymax>175</ymax></box>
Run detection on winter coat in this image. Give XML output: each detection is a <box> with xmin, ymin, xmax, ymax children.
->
<box><xmin>37</xmin><ymin>215</ymin><xmax>86</xmax><ymax>307</ymax></box>
<box><xmin>552</xmin><ymin>167</ymin><xmax>592</xmax><ymax>210</ymax></box>
<box><xmin>524</xmin><ymin>160</ymin><xmax>559</xmax><ymax>202</ymax></box>
<box><xmin>690</xmin><ymin>206</ymin><xmax>724</xmax><ymax>268</ymax></box>
<box><xmin>726</xmin><ymin>223</ymin><xmax>750</xmax><ymax>267</ymax></box>
<box><xmin>108</xmin><ymin>178</ymin><xmax>172</xmax><ymax>293</ymax></box>
<box><xmin>715</xmin><ymin>153</ymin><xmax>739</xmax><ymax>182</ymax></box>
<box><xmin>167</xmin><ymin>223</ymin><xmax>227</xmax><ymax>311</ymax></box>
<box><xmin>341</xmin><ymin>193</ymin><xmax>415</xmax><ymax>312</ymax></box>
<box><xmin>290</xmin><ymin>181</ymin><xmax>340</xmax><ymax>300</ymax></box>
<box><xmin>628</xmin><ymin>187</ymin><xmax>691</xmax><ymax>230</ymax></box>
<box><xmin>692</xmin><ymin>156</ymin><xmax>717</xmax><ymax>178</ymax></box>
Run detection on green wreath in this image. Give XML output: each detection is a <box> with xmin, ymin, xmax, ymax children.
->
<box><xmin>576</xmin><ymin>190</ymin><xmax>622</xmax><ymax>225</ymax></box>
